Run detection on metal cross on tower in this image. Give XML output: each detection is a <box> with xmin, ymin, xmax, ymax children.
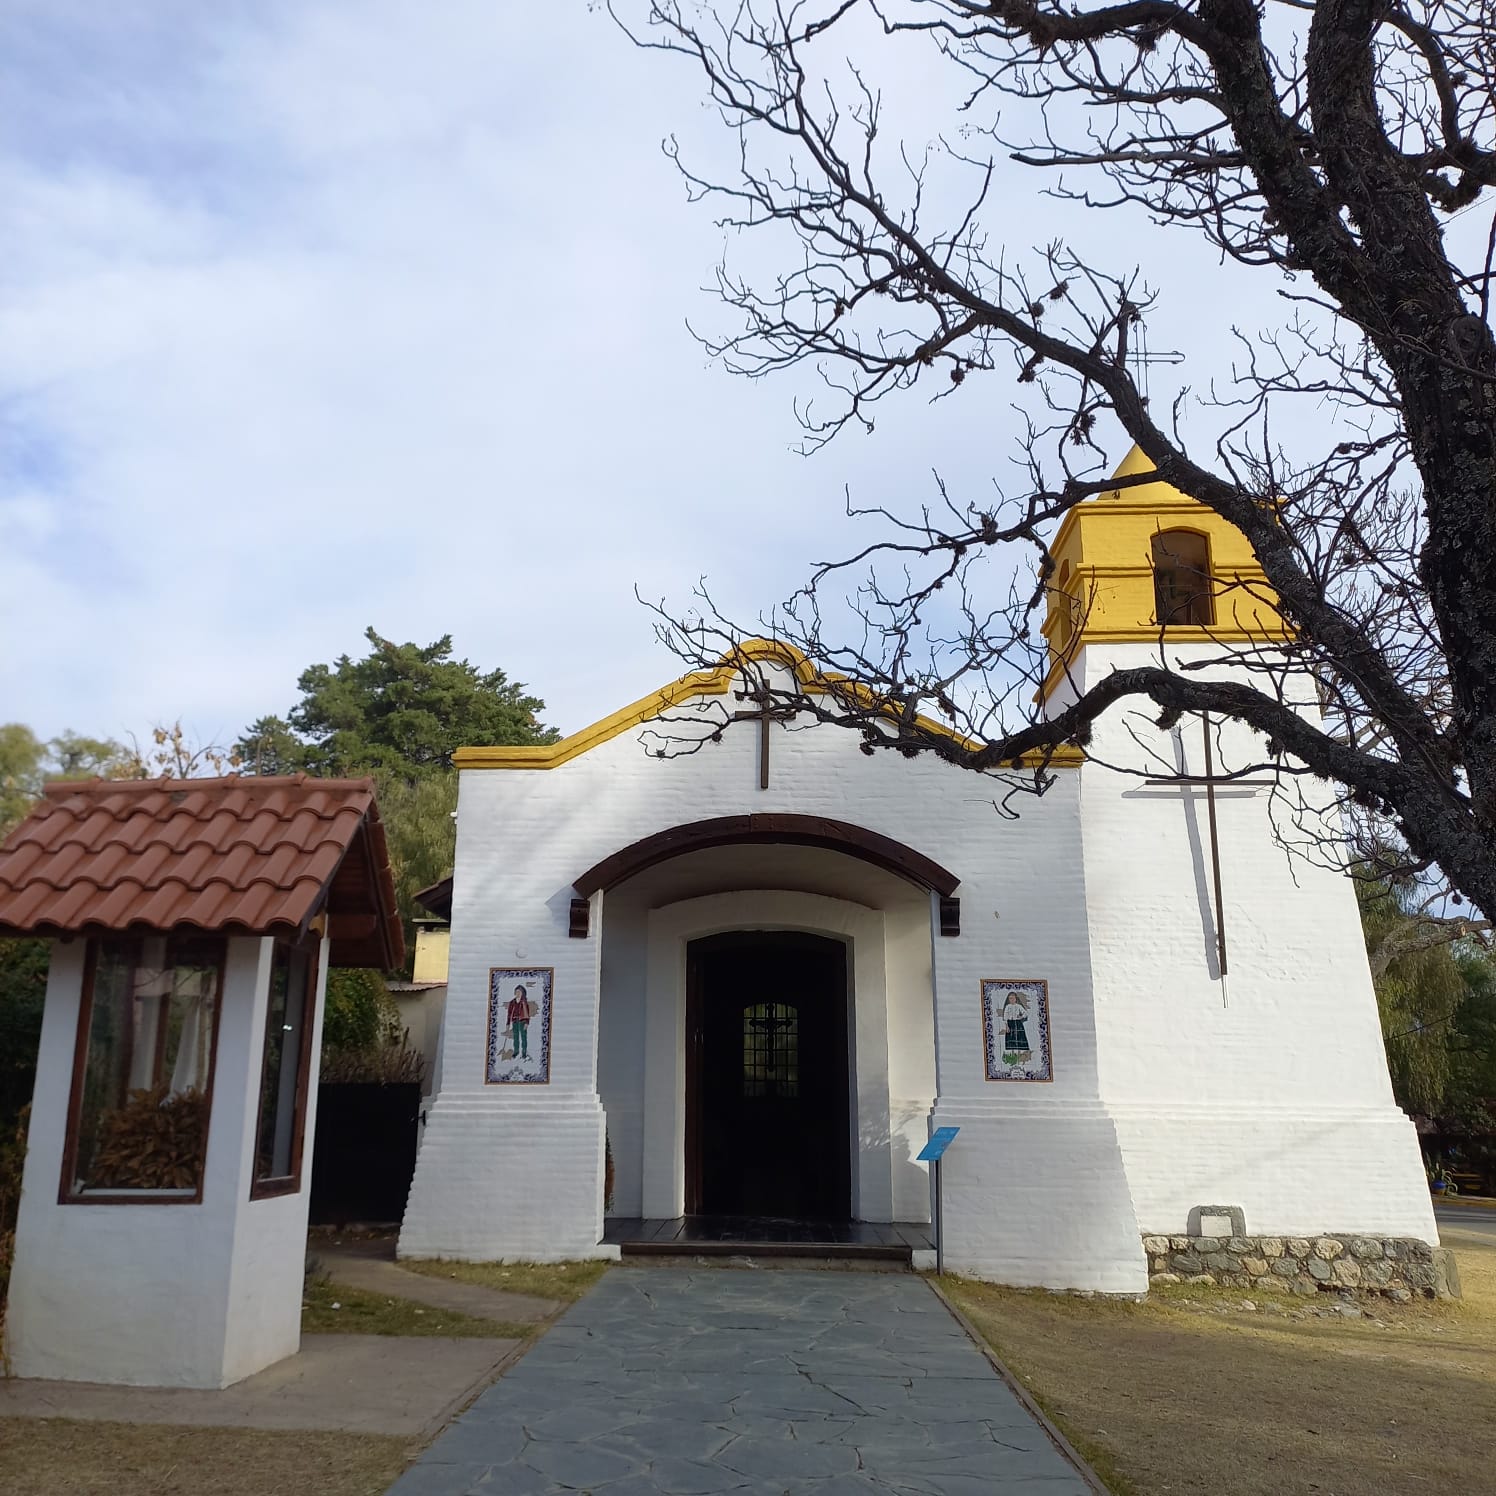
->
<box><xmin>1144</xmin><ymin>713</ymin><xmax>1276</xmax><ymax>984</ymax></box>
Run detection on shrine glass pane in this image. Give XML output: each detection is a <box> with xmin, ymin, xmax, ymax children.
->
<box><xmin>253</xmin><ymin>939</ymin><xmax>315</xmax><ymax>1191</ymax></box>
<box><xmin>65</xmin><ymin>937</ymin><xmax>222</xmax><ymax>1200</ymax></box>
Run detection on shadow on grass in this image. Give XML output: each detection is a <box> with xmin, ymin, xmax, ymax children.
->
<box><xmin>301</xmin><ymin>1278</ymin><xmax>533</xmax><ymax>1340</ymax></box>
<box><xmin>0</xmin><ymin>1418</ymin><xmax>412</xmax><ymax>1496</ymax></box>
<box><xmin>399</xmin><ymin>1257</ymin><xmax>610</xmax><ymax>1305</ymax></box>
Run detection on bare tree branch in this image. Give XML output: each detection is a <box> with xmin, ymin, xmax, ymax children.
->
<box><xmin>617</xmin><ymin>0</ymin><xmax>1496</xmax><ymax>922</ymax></box>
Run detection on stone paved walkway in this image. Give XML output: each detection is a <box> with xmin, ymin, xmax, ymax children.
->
<box><xmin>386</xmin><ymin>1266</ymin><xmax>1097</xmax><ymax>1495</ymax></box>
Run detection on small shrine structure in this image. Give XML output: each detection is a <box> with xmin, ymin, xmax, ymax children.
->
<box><xmin>0</xmin><ymin>775</ymin><xmax>401</xmax><ymax>1389</ymax></box>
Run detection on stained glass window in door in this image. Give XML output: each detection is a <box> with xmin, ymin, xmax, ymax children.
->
<box><xmin>742</xmin><ymin>1002</ymin><xmax>799</xmax><ymax>1098</ymax></box>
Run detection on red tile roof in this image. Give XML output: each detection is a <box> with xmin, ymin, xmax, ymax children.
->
<box><xmin>0</xmin><ymin>775</ymin><xmax>404</xmax><ymax>969</ymax></box>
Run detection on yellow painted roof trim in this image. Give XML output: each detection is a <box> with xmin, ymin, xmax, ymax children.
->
<box><xmin>1045</xmin><ymin>441</ymin><xmax>1276</xmax><ymax>559</ymax></box>
<box><xmin>455</xmin><ymin>638</ymin><xmax>1082</xmax><ymax>772</ymax></box>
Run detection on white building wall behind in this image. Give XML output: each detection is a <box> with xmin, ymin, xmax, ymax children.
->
<box><xmin>597</xmin><ymin>895</ymin><xmax>649</xmax><ymax>1217</ymax></box>
<box><xmin>916</xmin><ymin>770</ymin><xmax>1147</xmax><ymax>1291</ymax></box>
<box><xmin>1070</xmin><ymin>641</ymin><xmax>1435</xmax><ymax>1242</ymax></box>
<box><xmin>401</xmin><ymin>675</ymin><xmax>1148</xmax><ymax>1289</ymax></box>
<box><xmin>883</xmin><ymin>898</ymin><xmax>938</xmax><ymax>1221</ymax></box>
<box><xmin>399</xmin><ymin>744</ymin><xmax>614</xmax><ymax>1259</ymax></box>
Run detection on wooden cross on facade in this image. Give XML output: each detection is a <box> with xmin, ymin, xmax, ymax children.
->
<box><xmin>1145</xmin><ymin>713</ymin><xmax>1276</xmax><ymax>983</ymax></box>
<box><xmin>732</xmin><ymin>685</ymin><xmax>796</xmax><ymax>791</ymax></box>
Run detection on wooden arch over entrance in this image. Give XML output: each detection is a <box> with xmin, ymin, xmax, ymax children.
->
<box><xmin>572</xmin><ymin>814</ymin><xmax>960</xmax><ymax>899</ymax></box>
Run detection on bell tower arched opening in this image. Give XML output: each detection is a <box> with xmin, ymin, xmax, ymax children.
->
<box><xmin>1151</xmin><ymin>528</ymin><xmax>1216</xmax><ymax>626</ymax></box>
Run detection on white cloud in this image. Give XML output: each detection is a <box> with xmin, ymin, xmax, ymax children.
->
<box><xmin>0</xmin><ymin>1</ymin><xmax>1329</xmax><ymax>749</ymax></box>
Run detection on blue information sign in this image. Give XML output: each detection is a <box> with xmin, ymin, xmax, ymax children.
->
<box><xmin>917</xmin><ymin>1126</ymin><xmax>959</xmax><ymax>1163</ymax></box>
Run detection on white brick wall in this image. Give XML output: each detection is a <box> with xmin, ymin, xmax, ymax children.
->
<box><xmin>398</xmin><ymin>646</ymin><xmax>1432</xmax><ymax>1287</ymax></box>
<box><xmin>398</xmin><ymin>669</ymin><xmax>1146</xmax><ymax>1288</ymax></box>
<box><xmin>1069</xmin><ymin>641</ymin><xmax>1435</xmax><ymax>1244</ymax></box>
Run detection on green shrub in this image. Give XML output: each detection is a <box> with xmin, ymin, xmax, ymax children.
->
<box><xmin>320</xmin><ymin>969</ymin><xmax>424</xmax><ymax>1085</ymax></box>
<box><xmin>0</xmin><ymin>940</ymin><xmax>47</xmax><ymax>1125</ymax></box>
<box><xmin>0</xmin><ymin>1105</ymin><xmax>29</xmax><ymax>1345</ymax></box>
<box><xmin>322</xmin><ymin>969</ymin><xmax>400</xmax><ymax>1054</ymax></box>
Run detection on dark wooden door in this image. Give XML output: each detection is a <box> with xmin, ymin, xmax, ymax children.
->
<box><xmin>686</xmin><ymin>931</ymin><xmax>851</xmax><ymax>1220</ymax></box>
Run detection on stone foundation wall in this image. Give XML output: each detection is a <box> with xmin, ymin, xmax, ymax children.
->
<box><xmin>1143</xmin><ymin>1233</ymin><xmax>1459</xmax><ymax>1300</ymax></box>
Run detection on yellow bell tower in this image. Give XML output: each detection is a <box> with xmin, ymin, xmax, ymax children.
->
<box><xmin>1038</xmin><ymin>445</ymin><xmax>1288</xmax><ymax>703</ymax></box>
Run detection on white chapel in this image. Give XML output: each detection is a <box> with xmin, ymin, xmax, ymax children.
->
<box><xmin>0</xmin><ymin>449</ymin><xmax>1446</xmax><ymax>1396</ymax></box>
<box><xmin>399</xmin><ymin>450</ymin><xmax>1436</xmax><ymax>1293</ymax></box>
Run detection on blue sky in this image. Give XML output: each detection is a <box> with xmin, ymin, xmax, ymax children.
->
<box><xmin>1</xmin><ymin>1</ymin><xmax>1323</xmax><ymax>748</ymax></box>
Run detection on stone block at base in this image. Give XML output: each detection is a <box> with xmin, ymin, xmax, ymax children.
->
<box><xmin>932</xmin><ymin>1105</ymin><xmax>1147</xmax><ymax>1294</ymax></box>
<box><xmin>399</xmin><ymin>1094</ymin><xmax>609</xmax><ymax>1262</ymax></box>
<box><xmin>1141</xmin><ymin>1231</ymin><xmax>1459</xmax><ymax>1299</ymax></box>
<box><xmin>1434</xmin><ymin>1246</ymin><xmax>1461</xmax><ymax>1300</ymax></box>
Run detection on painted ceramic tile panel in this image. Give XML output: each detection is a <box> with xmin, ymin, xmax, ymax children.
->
<box><xmin>981</xmin><ymin>978</ymin><xmax>1052</xmax><ymax>1081</ymax></box>
<box><xmin>486</xmin><ymin>967</ymin><xmax>553</xmax><ymax>1084</ymax></box>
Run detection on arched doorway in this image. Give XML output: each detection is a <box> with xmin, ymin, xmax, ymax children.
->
<box><xmin>600</xmin><ymin>878</ymin><xmax>938</xmax><ymax>1229</ymax></box>
<box><xmin>685</xmin><ymin>930</ymin><xmax>852</xmax><ymax>1220</ymax></box>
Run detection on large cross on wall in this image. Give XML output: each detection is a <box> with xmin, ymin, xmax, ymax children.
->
<box><xmin>1145</xmin><ymin>713</ymin><xmax>1275</xmax><ymax>985</ymax></box>
<box><xmin>731</xmin><ymin>686</ymin><xmax>795</xmax><ymax>790</ymax></box>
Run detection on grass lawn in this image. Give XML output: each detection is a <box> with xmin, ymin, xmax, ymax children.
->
<box><xmin>0</xmin><ymin>1277</ymin><xmax>536</xmax><ymax>1496</ymax></box>
<box><xmin>945</xmin><ymin>1227</ymin><xmax>1496</xmax><ymax>1496</ymax></box>
<box><xmin>0</xmin><ymin>1420</ymin><xmax>411</xmax><ymax>1496</ymax></box>
<box><xmin>300</xmin><ymin>1276</ymin><xmax>534</xmax><ymax>1339</ymax></box>
<box><xmin>401</xmin><ymin>1257</ymin><xmax>609</xmax><ymax>1304</ymax></box>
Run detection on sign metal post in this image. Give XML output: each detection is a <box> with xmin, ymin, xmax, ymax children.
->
<box><xmin>934</xmin><ymin>1157</ymin><xmax>943</xmax><ymax>1276</ymax></box>
<box><xmin>916</xmin><ymin>1126</ymin><xmax>960</xmax><ymax>1276</ymax></box>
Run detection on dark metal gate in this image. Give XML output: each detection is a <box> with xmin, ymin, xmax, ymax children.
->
<box><xmin>308</xmin><ymin>1082</ymin><xmax>421</xmax><ymax>1225</ymax></box>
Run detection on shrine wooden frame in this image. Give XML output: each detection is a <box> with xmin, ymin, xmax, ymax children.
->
<box><xmin>248</xmin><ymin>932</ymin><xmax>323</xmax><ymax>1202</ymax></box>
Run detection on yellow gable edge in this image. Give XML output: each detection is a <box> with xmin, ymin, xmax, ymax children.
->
<box><xmin>455</xmin><ymin>637</ymin><xmax>1083</xmax><ymax>772</ymax></box>
<box><xmin>453</xmin><ymin>665</ymin><xmax>737</xmax><ymax>770</ymax></box>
